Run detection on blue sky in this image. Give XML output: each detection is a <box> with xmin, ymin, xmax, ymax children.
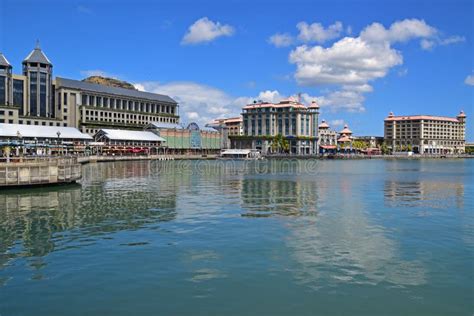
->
<box><xmin>1</xmin><ymin>0</ymin><xmax>473</xmax><ymax>139</ymax></box>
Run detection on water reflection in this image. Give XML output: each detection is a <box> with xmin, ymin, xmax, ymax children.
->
<box><xmin>0</xmin><ymin>161</ymin><xmax>178</xmax><ymax>277</ymax></box>
<box><xmin>384</xmin><ymin>180</ymin><xmax>464</xmax><ymax>209</ymax></box>
<box><xmin>383</xmin><ymin>160</ymin><xmax>466</xmax><ymax>209</ymax></box>
<box><xmin>286</xmin><ymin>176</ymin><xmax>427</xmax><ymax>289</ymax></box>
<box><xmin>0</xmin><ymin>159</ymin><xmax>470</xmax><ymax>305</ymax></box>
<box><xmin>241</xmin><ymin>178</ymin><xmax>319</xmax><ymax>217</ymax></box>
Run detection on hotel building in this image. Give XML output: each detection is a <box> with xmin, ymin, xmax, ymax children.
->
<box><xmin>231</xmin><ymin>99</ymin><xmax>319</xmax><ymax>155</ymax></box>
<box><xmin>318</xmin><ymin>119</ymin><xmax>338</xmax><ymax>152</ymax></box>
<box><xmin>0</xmin><ymin>44</ymin><xmax>179</xmax><ymax>135</ymax></box>
<box><xmin>384</xmin><ymin>111</ymin><xmax>466</xmax><ymax>154</ymax></box>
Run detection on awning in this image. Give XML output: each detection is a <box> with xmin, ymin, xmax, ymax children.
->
<box><xmin>320</xmin><ymin>145</ymin><xmax>336</xmax><ymax>149</ymax></box>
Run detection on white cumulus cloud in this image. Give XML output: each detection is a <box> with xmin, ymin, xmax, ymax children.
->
<box><xmin>289</xmin><ymin>37</ymin><xmax>403</xmax><ymax>86</ymax></box>
<box><xmin>329</xmin><ymin>119</ymin><xmax>345</xmax><ymax>128</ymax></box>
<box><xmin>134</xmin><ymin>81</ymin><xmax>242</xmax><ymax>125</ymax></box>
<box><xmin>181</xmin><ymin>17</ymin><xmax>235</xmax><ymax>45</ymax></box>
<box><xmin>287</xmin><ymin>18</ymin><xmax>464</xmax><ymax>113</ymax></box>
<box><xmin>268</xmin><ymin>33</ymin><xmax>294</xmax><ymax>47</ymax></box>
<box><xmin>465</xmin><ymin>74</ymin><xmax>474</xmax><ymax>86</ymax></box>
<box><xmin>297</xmin><ymin>21</ymin><xmax>344</xmax><ymax>43</ymax></box>
<box><xmin>360</xmin><ymin>19</ymin><xmax>436</xmax><ymax>43</ymax></box>
<box><xmin>134</xmin><ymin>81</ymin><xmax>328</xmax><ymax>126</ymax></box>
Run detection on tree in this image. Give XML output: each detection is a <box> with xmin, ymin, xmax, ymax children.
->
<box><xmin>381</xmin><ymin>143</ymin><xmax>390</xmax><ymax>155</ymax></box>
<box><xmin>352</xmin><ymin>140</ymin><xmax>368</xmax><ymax>152</ymax></box>
<box><xmin>271</xmin><ymin>134</ymin><xmax>290</xmax><ymax>154</ymax></box>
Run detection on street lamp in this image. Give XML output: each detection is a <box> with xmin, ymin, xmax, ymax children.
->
<box><xmin>57</xmin><ymin>131</ymin><xmax>61</xmax><ymax>156</ymax></box>
<box><xmin>16</xmin><ymin>131</ymin><xmax>23</xmax><ymax>157</ymax></box>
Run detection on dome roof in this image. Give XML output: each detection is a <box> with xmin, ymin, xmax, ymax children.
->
<box><xmin>318</xmin><ymin>119</ymin><xmax>329</xmax><ymax>129</ymax></box>
<box><xmin>339</xmin><ymin>124</ymin><xmax>352</xmax><ymax>135</ymax></box>
<box><xmin>457</xmin><ymin>110</ymin><xmax>466</xmax><ymax>118</ymax></box>
<box><xmin>23</xmin><ymin>42</ymin><xmax>52</xmax><ymax>65</ymax></box>
<box><xmin>337</xmin><ymin>135</ymin><xmax>351</xmax><ymax>143</ymax></box>
<box><xmin>308</xmin><ymin>100</ymin><xmax>320</xmax><ymax>109</ymax></box>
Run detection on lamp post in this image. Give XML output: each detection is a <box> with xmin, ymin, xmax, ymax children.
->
<box><xmin>16</xmin><ymin>131</ymin><xmax>23</xmax><ymax>158</ymax></box>
<box><xmin>57</xmin><ymin>131</ymin><xmax>61</xmax><ymax>156</ymax></box>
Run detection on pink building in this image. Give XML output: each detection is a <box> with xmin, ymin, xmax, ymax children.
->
<box><xmin>384</xmin><ymin>111</ymin><xmax>466</xmax><ymax>154</ymax></box>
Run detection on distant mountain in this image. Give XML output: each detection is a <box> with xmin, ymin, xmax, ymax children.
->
<box><xmin>82</xmin><ymin>76</ymin><xmax>136</xmax><ymax>90</ymax></box>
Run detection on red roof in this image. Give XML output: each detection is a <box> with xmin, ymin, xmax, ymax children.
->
<box><xmin>320</xmin><ymin>145</ymin><xmax>336</xmax><ymax>149</ymax></box>
<box><xmin>243</xmin><ymin>98</ymin><xmax>318</xmax><ymax>110</ymax></box>
<box><xmin>319</xmin><ymin>120</ymin><xmax>329</xmax><ymax>129</ymax></box>
<box><xmin>308</xmin><ymin>100</ymin><xmax>320</xmax><ymax>109</ymax></box>
<box><xmin>339</xmin><ymin>124</ymin><xmax>352</xmax><ymax>135</ymax></box>
<box><xmin>385</xmin><ymin>115</ymin><xmax>460</xmax><ymax>123</ymax></box>
<box><xmin>224</xmin><ymin>117</ymin><xmax>243</xmax><ymax>123</ymax></box>
<box><xmin>338</xmin><ymin>135</ymin><xmax>351</xmax><ymax>142</ymax></box>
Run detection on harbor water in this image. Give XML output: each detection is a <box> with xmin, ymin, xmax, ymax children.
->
<box><xmin>0</xmin><ymin>159</ymin><xmax>473</xmax><ymax>315</ymax></box>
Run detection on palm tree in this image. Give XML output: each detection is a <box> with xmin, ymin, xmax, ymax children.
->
<box><xmin>271</xmin><ymin>134</ymin><xmax>290</xmax><ymax>154</ymax></box>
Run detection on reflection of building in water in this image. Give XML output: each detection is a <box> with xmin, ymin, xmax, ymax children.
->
<box><xmin>0</xmin><ymin>165</ymin><xmax>179</xmax><ymax>273</ymax></box>
<box><xmin>0</xmin><ymin>187</ymin><xmax>82</xmax><ymax>270</ymax></box>
<box><xmin>240</xmin><ymin>177</ymin><xmax>319</xmax><ymax>217</ymax></box>
<box><xmin>384</xmin><ymin>180</ymin><xmax>464</xmax><ymax>208</ymax></box>
<box><xmin>285</xmin><ymin>176</ymin><xmax>426</xmax><ymax>289</ymax></box>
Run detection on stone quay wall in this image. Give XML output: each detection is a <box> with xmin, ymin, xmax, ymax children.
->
<box><xmin>0</xmin><ymin>157</ymin><xmax>82</xmax><ymax>187</ymax></box>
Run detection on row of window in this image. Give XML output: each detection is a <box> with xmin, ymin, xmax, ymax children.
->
<box><xmin>393</xmin><ymin>140</ymin><xmax>464</xmax><ymax>146</ymax></box>
<box><xmin>82</xmin><ymin>109</ymin><xmax>177</xmax><ymax>125</ymax></box>
<box><xmin>0</xmin><ymin>110</ymin><xmax>14</xmax><ymax>116</ymax></box>
<box><xmin>17</xmin><ymin>119</ymin><xmax>66</xmax><ymax>127</ymax></box>
<box><xmin>79</xmin><ymin>93</ymin><xmax>176</xmax><ymax>115</ymax></box>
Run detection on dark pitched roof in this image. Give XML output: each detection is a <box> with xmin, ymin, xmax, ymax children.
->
<box><xmin>55</xmin><ymin>77</ymin><xmax>178</xmax><ymax>104</ymax></box>
<box><xmin>23</xmin><ymin>47</ymin><xmax>52</xmax><ymax>65</ymax></box>
<box><xmin>0</xmin><ymin>53</ymin><xmax>11</xmax><ymax>67</ymax></box>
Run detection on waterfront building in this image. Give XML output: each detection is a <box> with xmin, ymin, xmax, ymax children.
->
<box><xmin>206</xmin><ymin>116</ymin><xmax>243</xmax><ymax>149</ymax></box>
<box><xmin>0</xmin><ymin>122</ymin><xmax>92</xmax><ymax>156</ymax></box>
<box><xmin>0</xmin><ymin>44</ymin><xmax>179</xmax><ymax>135</ymax></box>
<box><xmin>231</xmin><ymin>98</ymin><xmax>319</xmax><ymax>155</ymax></box>
<box><xmin>145</xmin><ymin>122</ymin><xmax>221</xmax><ymax>154</ymax></box>
<box><xmin>384</xmin><ymin>111</ymin><xmax>466</xmax><ymax>154</ymax></box>
<box><xmin>208</xmin><ymin>117</ymin><xmax>243</xmax><ymax>136</ymax></box>
<box><xmin>337</xmin><ymin>124</ymin><xmax>353</xmax><ymax>149</ymax></box>
<box><xmin>318</xmin><ymin>119</ymin><xmax>338</xmax><ymax>153</ymax></box>
<box><xmin>94</xmin><ymin>129</ymin><xmax>166</xmax><ymax>154</ymax></box>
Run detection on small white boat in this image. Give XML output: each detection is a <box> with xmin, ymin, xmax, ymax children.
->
<box><xmin>219</xmin><ymin>149</ymin><xmax>263</xmax><ymax>160</ymax></box>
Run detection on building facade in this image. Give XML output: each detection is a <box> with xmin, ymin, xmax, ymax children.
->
<box><xmin>337</xmin><ymin>124</ymin><xmax>354</xmax><ymax>149</ymax></box>
<box><xmin>318</xmin><ymin>119</ymin><xmax>338</xmax><ymax>153</ymax></box>
<box><xmin>231</xmin><ymin>99</ymin><xmax>319</xmax><ymax>155</ymax></box>
<box><xmin>145</xmin><ymin>122</ymin><xmax>221</xmax><ymax>154</ymax></box>
<box><xmin>206</xmin><ymin>116</ymin><xmax>243</xmax><ymax>149</ymax></box>
<box><xmin>384</xmin><ymin>111</ymin><xmax>466</xmax><ymax>154</ymax></box>
<box><xmin>0</xmin><ymin>45</ymin><xmax>179</xmax><ymax>135</ymax></box>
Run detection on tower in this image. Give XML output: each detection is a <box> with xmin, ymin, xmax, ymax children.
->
<box><xmin>22</xmin><ymin>41</ymin><xmax>54</xmax><ymax>117</ymax></box>
<box><xmin>457</xmin><ymin>110</ymin><xmax>466</xmax><ymax>124</ymax></box>
<box><xmin>0</xmin><ymin>52</ymin><xmax>13</xmax><ymax>106</ymax></box>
